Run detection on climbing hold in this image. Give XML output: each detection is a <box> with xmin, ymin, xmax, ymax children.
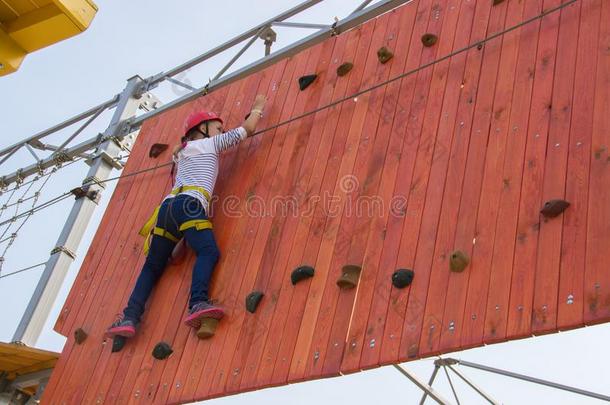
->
<box><xmin>152</xmin><ymin>342</ymin><xmax>173</xmax><ymax>360</ymax></box>
<box><xmin>336</xmin><ymin>265</ymin><xmax>362</xmax><ymax>289</ymax></box>
<box><xmin>449</xmin><ymin>250</ymin><xmax>470</xmax><ymax>273</ymax></box>
<box><xmin>74</xmin><ymin>328</ymin><xmax>87</xmax><ymax>344</ymax></box>
<box><xmin>337</xmin><ymin>62</ymin><xmax>354</xmax><ymax>77</ymax></box>
<box><xmin>197</xmin><ymin>318</ymin><xmax>220</xmax><ymax>339</ymax></box>
<box><xmin>298</xmin><ymin>74</ymin><xmax>318</xmax><ymax>91</ymax></box>
<box><xmin>421</xmin><ymin>33</ymin><xmax>438</xmax><ymax>47</ymax></box>
<box><xmin>111</xmin><ymin>336</ymin><xmax>127</xmax><ymax>353</ymax></box>
<box><xmin>377</xmin><ymin>47</ymin><xmax>394</xmax><ymax>64</ymax></box>
<box><xmin>291</xmin><ymin>265</ymin><xmax>315</xmax><ymax>285</ymax></box>
<box><xmin>149</xmin><ymin>143</ymin><xmax>168</xmax><ymax>158</ymax></box>
<box><xmin>392</xmin><ymin>269</ymin><xmax>415</xmax><ymax>289</ymax></box>
<box><xmin>493</xmin><ymin>0</ymin><xmax>505</xmax><ymax>5</ymax></box>
<box><xmin>540</xmin><ymin>199</ymin><xmax>570</xmax><ymax>218</ymax></box>
<box><xmin>246</xmin><ymin>291</ymin><xmax>264</xmax><ymax>313</ymax></box>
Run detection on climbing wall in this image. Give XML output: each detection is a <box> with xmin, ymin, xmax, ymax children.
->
<box><xmin>43</xmin><ymin>0</ymin><xmax>610</xmax><ymax>403</ymax></box>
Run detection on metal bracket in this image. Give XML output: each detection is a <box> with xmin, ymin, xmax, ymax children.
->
<box><xmin>50</xmin><ymin>246</ymin><xmax>76</xmax><ymax>259</ymax></box>
<box><xmin>69</xmin><ymin>186</ymin><xmax>100</xmax><ymax>203</ymax></box>
<box><xmin>139</xmin><ymin>92</ymin><xmax>162</xmax><ymax>112</ymax></box>
<box><xmin>82</xmin><ymin>175</ymin><xmax>106</xmax><ymax>189</ymax></box>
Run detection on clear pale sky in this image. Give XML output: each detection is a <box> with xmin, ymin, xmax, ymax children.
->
<box><xmin>0</xmin><ymin>1</ymin><xmax>608</xmax><ymax>404</ymax></box>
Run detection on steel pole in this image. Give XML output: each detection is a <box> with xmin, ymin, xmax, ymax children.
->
<box><xmin>11</xmin><ymin>76</ymin><xmax>146</xmax><ymax>346</ymax></box>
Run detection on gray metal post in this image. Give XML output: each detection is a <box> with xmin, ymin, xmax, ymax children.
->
<box><xmin>419</xmin><ymin>364</ymin><xmax>441</xmax><ymax>405</ymax></box>
<box><xmin>11</xmin><ymin>76</ymin><xmax>147</xmax><ymax>346</ymax></box>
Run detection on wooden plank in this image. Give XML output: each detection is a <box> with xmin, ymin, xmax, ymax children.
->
<box><xmin>392</xmin><ymin>0</ymin><xmax>459</xmax><ymax>361</ymax></box>
<box><xmin>221</xmin><ymin>38</ymin><xmax>336</xmax><ymax>394</ymax></box>
<box><xmin>355</xmin><ymin>0</ymin><xmax>419</xmax><ymax>371</ymax></box>
<box><xmin>505</xmin><ymin>0</ymin><xmax>563</xmax><ymax>339</ymax></box>
<box><xmin>482</xmin><ymin>0</ymin><xmax>545</xmax><ymax>343</ymax></box>
<box><xmin>53</xmin><ymin>114</ymin><xmax>163</xmax><ymax>336</ymax></box>
<box><xmin>180</xmin><ymin>49</ymin><xmax>313</xmax><ymax>403</ymax></box>
<box><xmin>57</xmin><ymin>106</ymin><xmax>185</xmax><ymax>405</ymax></box>
<box><xmin>435</xmin><ymin>0</ymin><xmax>503</xmax><ymax>354</ymax></box>
<box><xmin>557</xmin><ymin>0</ymin><xmax>601</xmax><ymax>330</ymax></box>
<box><xmin>45</xmin><ymin>109</ymin><xmax>176</xmax><ymax>400</ymax></box>
<box><xmin>112</xmin><ymin>91</ymin><xmax>233</xmax><ymax>405</ymax></box>
<box><xmin>318</xmin><ymin>9</ymin><xmax>398</xmax><ymax>377</ymax></box>
<box><xmin>167</xmin><ymin>69</ymin><xmax>269</xmax><ymax>404</ymax></box>
<box><xmin>283</xmin><ymin>17</ymin><xmax>381</xmax><ymax>383</ymax></box>
<box><xmin>458</xmin><ymin>0</ymin><xmax>524</xmax><ymax>349</ymax></box>
<box><xmin>202</xmin><ymin>43</ymin><xmax>329</xmax><ymax>400</ymax></box>
<box><xmin>232</xmin><ymin>33</ymin><xmax>348</xmax><ymax>393</ymax></box>
<box><xmin>252</xmin><ymin>25</ymin><xmax>364</xmax><ymax>389</ymax></box>
<box><xmin>584</xmin><ymin>0</ymin><xmax>610</xmax><ymax>324</ymax></box>
<box><xmin>150</xmin><ymin>76</ymin><xmax>251</xmax><ymax>405</ymax></box>
<box><xmin>149</xmin><ymin>63</ymin><xmax>287</xmax><ymax>405</ymax></box>
<box><xmin>531</xmin><ymin>0</ymin><xmax>580</xmax><ymax>335</ymax></box>
<box><xmin>339</xmin><ymin>2</ymin><xmax>419</xmax><ymax>373</ymax></box>
<box><xmin>408</xmin><ymin>0</ymin><xmax>479</xmax><ymax>357</ymax></box>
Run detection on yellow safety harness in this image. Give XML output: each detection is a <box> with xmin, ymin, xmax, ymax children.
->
<box><xmin>139</xmin><ymin>185</ymin><xmax>213</xmax><ymax>255</ymax></box>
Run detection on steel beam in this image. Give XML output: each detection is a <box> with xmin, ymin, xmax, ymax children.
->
<box><xmin>451</xmin><ymin>359</ymin><xmax>610</xmax><ymax>402</ymax></box>
<box><xmin>393</xmin><ymin>365</ymin><xmax>452</xmax><ymax>405</ymax></box>
<box><xmin>0</xmin><ymin>96</ymin><xmax>119</xmax><ymax>159</ymax></box>
<box><xmin>11</xmin><ymin>76</ymin><xmax>146</xmax><ymax>346</ymax></box>
<box><xmin>446</xmin><ymin>365</ymin><xmax>499</xmax><ymax>405</ymax></box>
<box><xmin>152</xmin><ymin>0</ymin><xmax>325</xmax><ymax>83</ymax></box>
<box><xmin>132</xmin><ymin>0</ymin><xmax>412</xmax><ymax>130</ymax></box>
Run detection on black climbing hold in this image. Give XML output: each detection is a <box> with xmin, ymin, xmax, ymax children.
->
<box><xmin>337</xmin><ymin>62</ymin><xmax>354</xmax><ymax>77</ymax></box>
<box><xmin>197</xmin><ymin>318</ymin><xmax>219</xmax><ymax>339</ymax></box>
<box><xmin>421</xmin><ymin>33</ymin><xmax>438</xmax><ymax>47</ymax></box>
<box><xmin>299</xmin><ymin>74</ymin><xmax>318</xmax><ymax>91</ymax></box>
<box><xmin>246</xmin><ymin>291</ymin><xmax>265</xmax><ymax>313</ymax></box>
<box><xmin>450</xmin><ymin>250</ymin><xmax>470</xmax><ymax>273</ymax></box>
<box><xmin>377</xmin><ymin>47</ymin><xmax>394</xmax><ymax>64</ymax></box>
<box><xmin>111</xmin><ymin>335</ymin><xmax>127</xmax><ymax>353</ymax></box>
<box><xmin>291</xmin><ymin>265</ymin><xmax>315</xmax><ymax>285</ymax></box>
<box><xmin>337</xmin><ymin>264</ymin><xmax>362</xmax><ymax>289</ymax></box>
<box><xmin>493</xmin><ymin>0</ymin><xmax>505</xmax><ymax>5</ymax></box>
<box><xmin>392</xmin><ymin>269</ymin><xmax>415</xmax><ymax>289</ymax></box>
<box><xmin>540</xmin><ymin>199</ymin><xmax>570</xmax><ymax>218</ymax></box>
<box><xmin>152</xmin><ymin>342</ymin><xmax>173</xmax><ymax>360</ymax></box>
<box><xmin>149</xmin><ymin>143</ymin><xmax>168</xmax><ymax>158</ymax></box>
<box><xmin>74</xmin><ymin>328</ymin><xmax>87</xmax><ymax>344</ymax></box>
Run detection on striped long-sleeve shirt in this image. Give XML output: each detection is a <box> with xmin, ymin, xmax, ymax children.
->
<box><xmin>164</xmin><ymin>127</ymin><xmax>248</xmax><ymax>212</ymax></box>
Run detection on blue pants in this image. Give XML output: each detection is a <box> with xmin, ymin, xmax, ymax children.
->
<box><xmin>123</xmin><ymin>194</ymin><xmax>220</xmax><ymax>323</ymax></box>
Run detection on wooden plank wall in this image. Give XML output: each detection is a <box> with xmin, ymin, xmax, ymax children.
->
<box><xmin>42</xmin><ymin>0</ymin><xmax>610</xmax><ymax>403</ymax></box>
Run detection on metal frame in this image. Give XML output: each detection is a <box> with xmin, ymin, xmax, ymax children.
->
<box><xmin>0</xmin><ymin>0</ymin><xmax>411</xmax><ymax>189</ymax></box>
<box><xmin>11</xmin><ymin>76</ymin><xmax>147</xmax><ymax>346</ymax></box>
<box><xmin>411</xmin><ymin>358</ymin><xmax>610</xmax><ymax>404</ymax></box>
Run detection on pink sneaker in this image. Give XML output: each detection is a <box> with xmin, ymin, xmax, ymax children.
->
<box><xmin>184</xmin><ymin>300</ymin><xmax>224</xmax><ymax>329</ymax></box>
<box><xmin>106</xmin><ymin>316</ymin><xmax>137</xmax><ymax>338</ymax></box>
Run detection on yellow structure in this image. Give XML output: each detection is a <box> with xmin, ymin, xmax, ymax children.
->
<box><xmin>0</xmin><ymin>341</ymin><xmax>58</xmax><ymax>397</ymax></box>
<box><xmin>0</xmin><ymin>0</ymin><xmax>97</xmax><ymax>76</ymax></box>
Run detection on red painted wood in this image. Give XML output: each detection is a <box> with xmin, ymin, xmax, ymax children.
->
<box><xmin>505</xmin><ymin>0</ymin><xmax>563</xmax><ymax>339</ymax></box>
<box><xmin>557</xmin><ymin>0</ymin><xmax>601</xmax><ymax>331</ymax></box>
<box><xmin>584</xmin><ymin>0</ymin><xmax>610</xmax><ymax>324</ymax></box>
<box><xmin>42</xmin><ymin>2</ymin><xmax>610</xmax><ymax>403</ymax></box>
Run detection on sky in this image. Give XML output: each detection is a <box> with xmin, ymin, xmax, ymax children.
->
<box><xmin>0</xmin><ymin>1</ymin><xmax>609</xmax><ymax>404</ymax></box>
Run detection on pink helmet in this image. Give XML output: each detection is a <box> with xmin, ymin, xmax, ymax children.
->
<box><xmin>184</xmin><ymin>111</ymin><xmax>223</xmax><ymax>134</ymax></box>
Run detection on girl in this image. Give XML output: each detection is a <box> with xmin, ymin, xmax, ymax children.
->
<box><xmin>107</xmin><ymin>94</ymin><xmax>267</xmax><ymax>338</ymax></box>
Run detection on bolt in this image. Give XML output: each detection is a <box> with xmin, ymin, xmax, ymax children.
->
<box><xmin>576</xmin><ymin>142</ymin><xmax>582</xmax><ymax>147</ymax></box>
<box><xmin>567</xmin><ymin>294</ymin><xmax>574</xmax><ymax>304</ymax></box>
<box><xmin>314</xmin><ymin>351</ymin><xmax>320</xmax><ymax>360</ymax></box>
<box><xmin>517</xmin><ymin>305</ymin><xmax>524</xmax><ymax>311</ymax></box>
<box><xmin>430</xmin><ymin>324</ymin><xmax>435</xmax><ymax>330</ymax></box>
<box><xmin>555</xmin><ymin>143</ymin><xmax>560</xmax><ymax>147</ymax></box>
<box><xmin>369</xmin><ymin>339</ymin><xmax>376</xmax><ymax>348</ymax></box>
<box><xmin>351</xmin><ymin>342</ymin><xmax>356</xmax><ymax>348</ymax></box>
<box><xmin>472</xmin><ymin>237</ymin><xmax>477</xmax><ymax>245</ymax></box>
<box><xmin>460</xmin><ymin>121</ymin><xmax>465</xmax><ymax>126</ymax></box>
<box><xmin>448</xmin><ymin>321</ymin><xmax>455</xmax><ymax>331</ymax></box>
<box><xmin>354</xmin><ymin>97</ymin><xmax>358</xmax><ymax>102</ymax></box>
<box><xmin>542</xmin><ymin>305</ymin><xmax>547</xmax><ymax>312</ymax></box>
<box><xmin>535</xmin><ymin>133</ymin><xmax>540</xmax><ymax>138</ymax></box>
<box><xmin>595</xmin><ymin>282</ymin><xmax>601</xmax><ymax>289</ymax></box>
<box><xmin>471</xmin><ymin>314</ymin><xmax>477</xmax><ymax>320</ymax></box>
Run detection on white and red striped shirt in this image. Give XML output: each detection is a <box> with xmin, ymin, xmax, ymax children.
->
<box><xmin>165</xmin><ymin>127</ymin><xmax>247</xmax><ymax>212</ymax></box>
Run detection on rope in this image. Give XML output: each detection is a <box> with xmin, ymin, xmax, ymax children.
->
<box><xmin>0</xmin><ymin>0</ymin><xmax>576</xmax><ymax>230</ymax></box>
<box><xmin>0</xmin><ymin>261</ymin><xmax>46</xmax><ymax>280</ymax></box>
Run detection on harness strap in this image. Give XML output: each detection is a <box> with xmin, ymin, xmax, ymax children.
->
<box><xmin>139</xmin><ymin>186</ymin><xmax>213</xmax><ymax>255</ymax></box>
